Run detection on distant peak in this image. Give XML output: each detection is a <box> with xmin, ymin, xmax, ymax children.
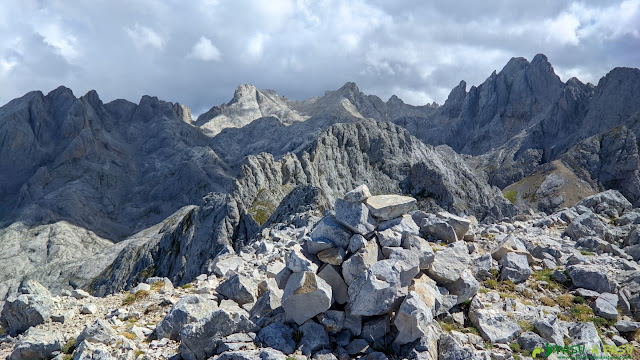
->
<box><xmin>531</xmin><ymin>53</ymin><xmax>550</xmax><ymax>64</ymax></box>
<box><xmin>46</xmin><ymin>85</ymin><xmax>75</xmax><ymax>99</ymax></box>
<box><xmin>338</xmin><ymin>82</ymin><xmax>360</xmax><ymax>93</ymax></box>
<box><xmin>387</xmin><ymin>94</ymin><xmax>404</xmax><ymax>104</ymax></box>
<box><xmin>501</xmin><ymin>57</ymin><xmax>529</xmax><ymax>75</ymax></box>
<box><xmin>230</xmin><ymin>84</ymin><xmax>259</xmax><ymax>103</ymax></box>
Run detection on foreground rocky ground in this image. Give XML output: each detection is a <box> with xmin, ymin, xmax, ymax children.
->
<box><xmin>2</xmin><ymin>186</ymin><xmax>640</xmax><ymax>360</ymax></box>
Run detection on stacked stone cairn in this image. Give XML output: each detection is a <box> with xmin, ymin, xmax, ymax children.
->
<box><xmin>261</xmin><ymin>184</ymin><xmax>479</xmax><ymax>358</ymax></box>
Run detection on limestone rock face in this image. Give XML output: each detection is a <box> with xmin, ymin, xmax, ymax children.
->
<box><xmin>365</xmin><ymin>195</ymin><xmax>417</xmax><ymax>221</ymax></box>
<box><xmin>8</xmin><ymin>328</ymin><xmax>63</xmax><ymax>360</ymax></box>
<box><xmin>393</xmin><ymin>291</ymin><xmax>433</xmax><ymax>345</ymax></box>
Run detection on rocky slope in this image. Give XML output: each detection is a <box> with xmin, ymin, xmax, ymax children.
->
<box><xmin>2</xmin><ymin>187</ymin><xmax>640</xmax><ymax>360</ymax></box>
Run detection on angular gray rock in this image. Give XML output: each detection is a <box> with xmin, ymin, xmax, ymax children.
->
<box><xmin>517</xmin><ymin>331</ymin><xmax>547</xmax><ymax>352</ymax></box>
<box><xmin>566</xmin><ymin>265</ymin><xmax>617</xmax><ymax>293</ymax></box>
<box><xmin>592</xmin><ymin>293</ymin><xmax>618</xmax><ymax>320</ymax></box>
<box><xmin>8</xmin><ymin>327</ymin><xmax>63</xmax><ymax>360</ymax></box>
<box><xmin>155</xmin><ymin>294</ymin><xmax>218</xmax><ymax>340</ymax></box>
<box><xmin>568</xmin><ymin>322</ymin><xmax>603</xmax><ymax>357</ymax></box>
<box><xmin>255</xmin><ymin>322</ymin><xmax>296</xmax><ymax>355</ymax></box>
<box><xmin>77</xmin><ymin>319</ymin><xmax>118</xmax><ymax>345</ymax></box>
<box><xmin>298</xmin><ymin>320</ymin><xmax>330</xmax><ymax>356</ymax></box>
<box><xmin>216</xmin><ymin>274</ymin><xmax>258</xmax><ymax>305</ymax></box>
<box><xmin>394</xmin><ymin>291</ymin><xmax>433</xmax><ymax>345</ymax></box>
<box><xmin>500</xmin><ymin>252</ymin><xmax>531</xmax><ymax>283</ymax></box>
<box><xmin>365</xmin><ymin>195</ymin><xmax>417</xmax><ymax>220</ymax></box>
<box><xmin>317</xmin><ymin>247</ymin><xmax>346</xmax><ymax>266</ymax></box>
<box><xmin>469</xmin><ymin>298</ymin><xmax>521</xmax><ymax>343</ymax></box>
<box><xmin>426</xmin><ymin>242</ymin><xmax>471</xmax><ymax>284</ymax></box>
<box><xmin>344</xmin><ymin>185</ymin><xmax>372</xmax><ymax>203</ymax></box>
<box><xmin>565</xmin><ymin>212</ymin><xmax>608</xmax><ymax>241</ymax></box>
<box><xmin>443</xmin><ymin>269</ymin><xmax>479</xmax><ymax>304</ymax></box>
<box><xmin>1</xmin><ymin>280</ymin><xmax>53</xmax><ymax>335</ymax></box>
<box><xmin>533</xmin><ymin>316</ymin><xmax>565</xmax><ymax>345</ymax></box>
<box><xmin>422</xmin><ymin>220</ymin><xmax>458</xmax><ymax>244</ymax></box>
<box><xmin>348</xmin><ymin>259</ymin><xmax>419</xmax><ymax>316</ymax></box>
<box><xmin>310</xmin><ymin>216</ymin><xmax>352</xmax><ymax>250</ymax></box>
<box><xmin>317</xmin><ymin>265</ymin><xmax>349</xmax><ymax>304</ymax></box>
<box><xmin>334</xmin><ymin>198</ymin><xmax>376</xmax><ymax>235</ymax></box>
<box><xmin>437</xmin><ymin>212</ymin><xmax>471</xmax><ymax>240</ymax></box>
<box><xmin>401</xmin><ymin>234</ymin><xmax>435</xmax><ymax>269</ymax></box>
<box><xmin>179</xmin><ymin>305</ymin><xmax>256</xmax><ymax>360</ymax></box>
<box><xmin>281</xmin><ymin>271</ymin><xmax>332</xmax><ymax>325</ymax></box>
<box><xmin>342</xmin><ymin>238</ymin><xmax>380</xmax><ymax>285</ymax></box>
<box><xmin>286</xmin><ymin>244</ymin><xmax>319</xmax><ymax>273</ymax></box>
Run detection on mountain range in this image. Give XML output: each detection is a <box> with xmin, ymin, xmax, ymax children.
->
<box><xmin>1</xmin><ymin>53</ymin><xmax>639</xmax><ymax>304</ymax></box>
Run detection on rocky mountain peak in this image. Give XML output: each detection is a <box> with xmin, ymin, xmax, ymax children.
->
<box><xmin>230</xmin><ymin>84</ymin><xmax>259</xmax><ymax>105</ymax></box>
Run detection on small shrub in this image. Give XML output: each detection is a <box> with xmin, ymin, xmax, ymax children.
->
<box><xmin>120</xmin><ymin>332</ymin><xmax>137</xmax><ymax>340</ymax></box>
<box><xmin>501</xmin><ymin>280</ymin><xmax>516</xmax><ymax>292</ymax></box>
<box><xmin>62</xmin><ymin>337</ymin><xmax>76</xmax><ymax>354</ymax></box>
<box><xmin>63</xmin><ymin>355</ymin><xmax>73</xmax><ymax>360</ymax></box>
<box><xmin>557</xmin><ymin>294</ymin><xmax>573</xmax><ymax>308</ymax></box>
<box><xmin>573</xmin><ymin>296</ymin><xmax>585</xmax><ymax>304</ymax></box>
<box><xmin>570</xmin><ymin>304</ymin><xmax>594</xmax><ymax>322</ymax></box>
<box><xmin>592</xmin><ymin>317</ymin><xmax>615</xmax><ymax>328</ymax></box>
<box><xmin>150</xmin><ymin>281</ymin><xmax>164</xmax><ymax>291</ymax></box>
<box><xmin>0</xmin><ymin>327</ymin><xmax>4</xmax><ymax>336</ymax></box>
<box><xmin>122</xmin><ymin>290</ymin><xmax>150</xmax><ymax>306</ymax></box>
<box><xmin>540</xmin><ymin>297</ymin><xmax>555</xmax><ymax>307</ymax></box>
<box><xmin>134</xmin><ymin>350</ymin><xmax>145</xmax><ymax>359</ymax></box>
<box><xmin>580</xmin><ymin>250</ymin><xmax>595</xmax><ymax>256</ymax></box>
<box><xmin>517</xmin><ymin>320</ymin><xmax>534</xmax><ymax>332</ymax></box>
<box><xmin>510</xmin><ymin>342</ymin><xmax>521</xmax><ymax>353</ymax></box>
<box><xmin>484</xmin><ymin>279</ymin><xmax>498</xmax><ymax>289</ymax></box>
<box><xmin>181</xmin><ymin>284</ymin><xmax>193</xmax><ymax>289</ymax></box>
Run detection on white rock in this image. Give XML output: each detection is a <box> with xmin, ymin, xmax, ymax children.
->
<box><xmin>394</xmin><ymin>291</ymin><xmax>433</xmax><ymax>345</ymax></box>
<box><xmin>281</xmin><ymin>271</ymin><xmax>332</xmax><ymax>325</ymax></box>
<box><xmin>365</xmin><ymin>195</ymin><xmax>417</xmax><ymax>220</ymax></box>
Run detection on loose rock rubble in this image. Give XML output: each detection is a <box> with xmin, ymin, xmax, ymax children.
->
<box><xmin>2</xmin><ymin>186</ymin><xmax>640</xmax><ymax>360</ymax></box>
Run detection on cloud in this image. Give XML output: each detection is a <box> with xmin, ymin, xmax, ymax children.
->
<box><xmin>126</xmin><ymin>23</ymin><xmax>165</xmax><ymax>50</ymax></box>
<box><xmin>189</xmin><ymin>36</ymin><xmax>222</xmax><ymax>62</ymax></box>
<box><xmin>0</xmin><ymin>0</ymin><xmax>638</xmax><ymax>112</ymax></box>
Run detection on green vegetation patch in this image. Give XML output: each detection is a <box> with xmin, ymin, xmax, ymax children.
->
<box><xmin>503</xmin><ymin>190</ymin><xmax>518</xmax><ymax>204</ymax></box>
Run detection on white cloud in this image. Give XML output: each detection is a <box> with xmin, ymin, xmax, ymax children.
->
<box><xmin>189</xmin><ymin>36</ymin><xmax>221</xmax><ymax>62</ymax></box>
<box><xmin>246</xmin><ymin>33</ymin><xmax>267</xmax><ymax>59</ymax></box>
<box><xmin>37</xmin><ymin>22</ymin><xmax>79</xmax><ymax>61</ymax></box>
<box><xmin>126</xmin><ymin>23</ymin><xmax>165</xmax><ymax>50</ymax></box>
<box><xmin>0</xmin><ymin>58</ymin><xmax>17</xmax><ymax>75</ymax></box>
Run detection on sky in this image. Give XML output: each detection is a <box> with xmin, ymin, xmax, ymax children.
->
<box><xmin>0</xmin><ymin>0</ymin><xmax>639</xmax><ymax>115</ymax></box>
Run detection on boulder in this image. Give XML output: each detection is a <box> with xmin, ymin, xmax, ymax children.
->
<box><xmin>210</xmin><ymin>253</ymin><xmax>244</xmax><ymax>277</ymax></box>
<box><xmin>298</xmin><ymin>320</ymin><xmax>330</xmax><ymax>356</ymax></box>
<box><xmin>533</xmin><ymin>316</ymin><xmax>565</xmax><ymax>345</ymax></box>
<box><xmin>378</xmin><ymin>215</ymin><xmax>420</xmax><ymax>236</ymax></box>
<box><xmin>80</xmin><ymin>303</ymin><xmax>98</xmax><ymax>315</ymax></box>
<box><xmin>348</xmin><ymin>234</ymin><xmax>367</xmax><ymax>253</ymax></box>
<box><xmin>77</xmin><ymin>319</ymin><xmax>118</xmax><ymax>345</ymax></box>
<box><xmin>8</xmin><ymin>328</ymin><xmax>63</xmax><ymax>360</ymax></box>
<box><xmin>568</xmin><ymin>322</ymin><xmax>603</xmax><ymax>357</ymax></box>
<box><xmin>615</xmin><ymin>320</ymin><xmax>640</xmax><ymax>333</ymax></box>
<box><xmin>286</xmin><ymin>244</ymin><xmax>319</xmax><ymax>273</ymax></box>
<box><xmin>317</xmin><ymin>247</ymin><xmax>346</xmax><ymax>265</ymax></box>
<box><xmin>437</xmin><ymin>334</ymin><xmax>475</xmax><ymax>360</ymax></box>
<box><xmin>282</xmin><ymin>271</ymin><xmax>332</xmax><ymax>325</ymax></box>
<box><xmin>471</xmin><ymin>254</ymin><xmax>493</xmax><ymax>281</ymax></box>
<box><xmin>444</xmin><ymin>269</ymin><xmax>479</xmax><ymax>304</ymax></box>
<box><xmin>565</xmin><ymin>212</ymin><xmax>608</xmax><ymax>241</ymax></box>
<box><xmin>310</xmin><ymin>216</ymin><xmax>352</xmax><ymax>250</ymax></box>
<box><xmin>348</xmin><ymin>259</ymin><xmax>419</xmax><ymax>316</ymax></box>
<box><xmin>255</xmin><ymin>322</ymin><xmax>296</xmax><ymax>355</ymax></box>
<box><xmin>490</xmin><ymin>235</ymin><xmax>533</xmax><ymax>263</ymax></box>
<box><xmin>342</xmin><ymin>238</ymin><xmax>380</xmax><ymax>285</ymax></box>
<box><xmin>155</xmin><ymin>294</ymin><xmax>219</xmax><ymax>340</ymax></box>
<box><xmin>71</xmin><ymin>340</ymin><xmax>113</xmax><ymax>360</ymax></box>
<box><xmin>517</xmin><ymin>331</ymin><xmax>547</xmax><ymax>352</ymax></box>
<box><xmin>437</xmin><ymin>212</ymin><xmax>471</xmax><ymax>240</ymax></box>
<box><xmin>469</xmin><ymin>299</ymin><xmax>521</xmax><ymax>343</ymax></box>
<box><xmin>334</xmin><ymin>198</ymin><xmax>376</xmax><ymax>235</ymax></box>
<box><xmin>426</xmin><ymin>242</ymin><xmax>471</xmax><ymax>284</ymax></box>
<box><xmin>317</xmin><ymin>310</ymin><xmax>345</xmax><ymax>334</ymax></box>
<box><xmin>592</xmin><ymin>293</ymin><xmax>618</xmax><ymax>320</ymax></box>
<box><xmin>422</xmin><ymin>220</ymin><xmax>458</xmax><ymax>244</ymax></box>
<box><xmin>344</xmin><ymin>184</ymin><xmax>372</xmax><ymax>203</ymax></box>
<box><xmin>71</xmin><ymin>289</ymin><xmax>91</xmax><ymax>299</ymax></box>
<box><xmin>500</xmin><ymin>252</ymin><xmax>531</xmax><ymax>283</ymax></box>
<box><xmin>249</xmin><ymin>290</ymin><xmax>281</xmax><ymax>321</ymax></box>
<box><xmin>394</xmin><ymin>291</ymin><xmax>433</xmax><ymax>345</ymax></box>
<box><xmin>0</xmin><ymin>280</ymin><xmax>53</xmax><ymax>335</ymax></box>
<box><xmin>566</xmin><ymin>265</ymin><xmax>617</xmax><ymax>293</ymax></box>
<box><xmin>216</xmin><ymin>274</ymin><xmax>258</xmax><ymax>305</ymax></box>
<box><xmin>179</xmin><ymin>304</ymin><xmax>256</xmax><ymax>360</ymax></box>
<box><xmin>365</xmin><ymin>195</ymin><xmax>417</xmax><ymax>220</ymax></box>
<box><xmin>317</xmin><ymin>265</ymin><xmax>349</xmax><ymax>304</ymax></box>
<box><xmin>376</xmin><ymin>228</ymin><xmax>403</xmax><ymax>247</ymax></box>
<box><xmin>401</xmin><ymin>234</ymin><xmax>435</xmax><ymax>269</ymax></box>
<box><xmin>576</xmin><ymin>190</ymin><xmax>632</xmax><ymax>215</ymax></box>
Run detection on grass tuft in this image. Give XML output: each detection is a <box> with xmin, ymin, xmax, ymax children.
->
<box><xmin>122</xmin><ymin>290</ymin><xmax>150</xmax><ymax>306</ymax></box>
